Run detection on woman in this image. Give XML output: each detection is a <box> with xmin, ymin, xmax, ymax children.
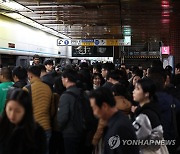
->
<box><xmin>0</xmin><ymin>89</ymin><xmax>46</xmax><ymax>154</ymax></box>
<box><xmin>132</xmin><ymin>78</ymin><xmax>169</xmax><ymax>154</ymax></box>
<box><xmin>92</xmin><ymin>73</ymin><xmax>103</xmax><ymax>90</ymax></box>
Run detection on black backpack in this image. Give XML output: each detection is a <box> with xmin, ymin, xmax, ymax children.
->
<box><xmin>64</xmin><ymin>90</ymin><xmax>95</xmax><ymax>134</ymax></box>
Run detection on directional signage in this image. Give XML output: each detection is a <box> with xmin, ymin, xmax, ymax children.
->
<box><xmin>57</xmin><ymin>39</ymin><xmax>71</xmax><ymax>46</ymax></box>
<box><xmin>57</xmin><ymin>37</ymin><xmax>131</xmax><ymax>46</ymax></box>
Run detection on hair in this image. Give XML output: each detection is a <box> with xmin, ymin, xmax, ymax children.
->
<box><xmin>89</xmin><ymin>87</ymin><xmax>116</xmax><ymax>108</ymax></box>
<box><xmin>133</xmin><ymin>69</ymin><xmax>143</xmax><ymax>78</ymax></box>
<box><xmin>12</xmin><ymin>66</ymin><xmax>27</xmax><ymax>80</ymax></box>
<box><xmin>28</xmin><ymin>65</ymin><xmax>41</xmax><ymax>77</ymax></box>
<box><xmin>62</xmin><ymin>68</ymin><xmax>78</xmax><ymax>83</ymax></box>
<box><xmin>165</xmin><ymin>65</ymin><xmax>173</xmax><ymax>72</ymax></box>
<box><xmin>93</xmin><ymin>63</ymin><xmax>101</xmax><ymax>73</ymax></box>
<box><xmin>148</xmin><ymin>67</ymin><xmax>166</xmax><ymax>91</ymax></box>
<box><xmin>44</xmin><ymin>59</ymin><xmax>53</xmax><ymax>66</ymax></box>
<box><xmin>102</xmin><ymin>62</ymin><xmax>115</xmax><ymax>72</ymax></box>
<box><xmin>0</xmin><ymin>67</ymin><xmax>12</xmax><ymax>80</ymax></box>
<box><xmin>92</xmin><ymin>73</ymin><xmax>104</xmax><ymax>86</ymax></box>
<box><xmin>79</xmin><ymin>62</ymin><xmax>88</xmax><ymax>69</ymax></box>
<box><xmin>106</xmin><ymin>70</ymin><xmax>120</xmax><ymax>81</ymax></box>
<box><xmin>92</xmin><ymin>73</ymin><xmax>102</xmax><ymax>80</ymax></box>
<box><xmin>38</xmin><ymin>64</ymin><xmax>46</xmax><ymax>72</ymax></box>
<box><xmin>0</xmin><ymin>89</ymin><xmax>35</xmax><ymax>144</ymax></box>
<box><xmin>176</xmin><ymin>63</ymin><xmax>180</xmax><ymax>69</ymax></box>
<box><xmin>33</xmin><ymin>54</ymin><xmax>40</xmax><ymax>59</ymax></box>
<box><xmin>111</xmin><ymin>83</ymin><xmax>130</xmax><ymax>100</ymax></box>
<box><xmin>136</xmin><ymin>78</ymin><xmax>157</xmax><ymax>102</ymax></box>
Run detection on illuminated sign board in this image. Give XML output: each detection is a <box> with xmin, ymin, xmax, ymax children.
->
<box><xmin>57</xmin><ymin>36</ymin><xmax>131</xmax><ymax>46</ymax></box>
<box><xmin>161</xmin><ymin>46</ymin><xmax>170</xmax><ymax>54</ymax></box>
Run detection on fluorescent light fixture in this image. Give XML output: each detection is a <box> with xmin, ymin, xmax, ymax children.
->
<box><xmin>0</xmin><ymin>0</ymin><xmax>32</xmax><ymax>12</ymax></box>
<box><xmin>0</xmin><ymin>0</ymin><xmax>69</xmax><ymax>39</ymax></box>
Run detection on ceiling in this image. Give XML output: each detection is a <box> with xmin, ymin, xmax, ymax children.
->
<box><xmin>1</xmin><ymin>0</ymin><xmax>180</xmax><ymax>49</ymax></box>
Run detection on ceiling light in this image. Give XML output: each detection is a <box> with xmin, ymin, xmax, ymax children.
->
<box><xmin>0</xmin><ymin>0</ymin><xmax>32</xmax><ymax>12</ymax></box>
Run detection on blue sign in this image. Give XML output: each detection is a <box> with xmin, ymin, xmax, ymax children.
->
<box><xmin>82</xmin><ymin>39</ymin><xmax>94</xmax><ymax>42</ymax></box>
<box><xmin>95</xmin><ymin>40</ymin><xmax>99</xmax><ymax>45</ymax></box>
<box><xmin>64</xmin><ymin>40</ymin><xmax>69</xmax><ymax>45</ymax></box>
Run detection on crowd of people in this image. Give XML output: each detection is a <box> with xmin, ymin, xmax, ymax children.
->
<box><xmin>0</xmin><ymin>54</ymin><xmax>180</xmax><ymax>154</ymax></box>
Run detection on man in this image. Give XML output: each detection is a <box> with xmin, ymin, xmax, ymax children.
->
<box><xmin>7</xmin><ymin>66</ymin><xmax>27</xmax><ymax>99</ymax></box>
<box><xmin>23</xmin><ymin>65</ymin><xmax>52</xmax><ymax>150</ymax></box>
<box><xmin>57</xmin><ymin>69</ymin><xmax>84</xmax><ymax>154</ymax></box>
<box><xmin>0</xmin><ymin>67</ymin><xmax>14</xmax><ymax>114</ymax></box>
<box><xmin>41</xmin><ymin>60</ymin><xmax>56</xmax><ymax>90</ymax></box>
<box><xmin>89</xmin><ymin>87</ymin><xmax>139</xmax><ymax>154</ymax></box>
<box><xmin>44</xmin><ymin>59</ymin><xmax>54</xmax><ymax>73</ymax></box>
<box><xmin>101</xmin><ymin>63</ymin><xmax>111</xmax><ymax>80</ymax></box>
<box><xmin>102</xmin><ymin>70</ymin><xmax>120</xmax><ymax>90</ymax></box>
<box><xmin>32</xmin><ymin>54</ymin><xmax>40</xmax><ymax>66</ymax></box>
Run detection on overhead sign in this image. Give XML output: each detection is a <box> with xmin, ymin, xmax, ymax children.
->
<box><xmin>72</xmin><ymin>46</ymin><xmax>113</xmax><ymax>57</ymax></box>
<box><xmin>57</xmin><ymin>39</ymin><xmax>71</xmax><ymax>46</ymax></box>
<box><xmin>82</xmin><ymin>39</ymin><xmax>94</xmax><ymax>46</ymax></box>
<box><xmin>57</xmin><ymin>37</ymin><xmax>131</xmax><ymax>46</ymax></box>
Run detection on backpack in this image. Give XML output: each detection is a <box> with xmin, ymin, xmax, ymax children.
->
<box><xmin>64</xmin><ymin>90</ymin><xmax>95</xmax><ymax>134</ymax></box>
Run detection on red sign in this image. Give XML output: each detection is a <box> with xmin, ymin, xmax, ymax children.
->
<box><xmin>161</xmin><ymin>46</ymin><xmax>170</xmax><ymax>55</ymax></box>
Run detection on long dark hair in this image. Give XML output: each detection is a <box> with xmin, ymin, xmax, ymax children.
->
<box><xmin>0</xmin><ymin>89</ymin><xmax>36</xmax><ymax>145</ymax></box>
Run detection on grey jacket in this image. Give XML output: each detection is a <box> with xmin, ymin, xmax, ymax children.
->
<box><xmin>57</xmin><ymin>85</ymin><xmax>81</xmax><ymax>137</ymax></box>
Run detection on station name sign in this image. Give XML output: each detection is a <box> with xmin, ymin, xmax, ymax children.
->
<box><xmin>57</xmin><ymin>36</ymin><xmax>131</xmax><ymax>46</ymax></box>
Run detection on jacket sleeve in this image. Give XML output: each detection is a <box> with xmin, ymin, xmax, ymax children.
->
<box><xmin>57</xmin><ymin>94</ymin><xmax>70</xmax><ymax>131</ymax></box>
<box><xmin>133</xmin><ymin>114</ymin><xmax>163</xmax><ymax>151</ymax></box>
<box><xmin>92</xmin><ymin>119</ymin><xmax>107</xmax><ymax>145</ymax></box>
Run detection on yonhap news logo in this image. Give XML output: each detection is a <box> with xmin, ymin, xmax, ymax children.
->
<box><xmin>108</xmin><ymin>135</ymin><xmax>176</xmax><ymax>149</ymax></box>
<box><xmin>108</xmin><ymin>135</ymin><xmax>120</xmax><ymax>149</ymax></box>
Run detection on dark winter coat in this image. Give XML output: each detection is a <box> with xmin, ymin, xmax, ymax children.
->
<box><xmin>0</xmin><ymin>123</ymin><xmax>46</xmax><ymax>154</ymax></box>
<box><xmin>6</xmin><ymin>80</ymin><xmax>27</xmax><ymax>99</ymax></box>
<box><xmin>104</xmin><ymin>111</ymin><xmax>139</xmax><ymax>154</ymax></box>
<box><xmin>57</xmin><ymin>85</ymin><xmax>81</xmax><ymax>137</ymax></box>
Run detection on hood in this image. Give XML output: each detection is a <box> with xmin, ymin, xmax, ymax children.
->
<box><xmin>135</xmin><ymin>102</ymin><xmax>161</xmax><ymax>119</ymax></box>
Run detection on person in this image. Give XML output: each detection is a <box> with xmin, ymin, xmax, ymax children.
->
<box><xmin>0</xmin><ymin>89</ymin><xmax>46</xmax><ymax>154</ymax></box>
<box><xmin>39</xmin><ymin>63</ymin><xmax>57</xmax><ymax>91</ymax></box>
<box><xmin>102</xmin><ymin>70</ymin><xmax>120</xmax><ymax>90</ymax></box>
<box><xmin>7</xmin><ymin>66</ymin><xmax>27</xmax><ymax>99</ymax></box>
<box><xmin>93</xmin><ymin>63</ymin><xmax>101</xmax><ymax>74</ymax></box>
<box><xmin>32</xmin><ymin>54</ymin><xmax>40</xmax><ymax>66</ymax></box>
<box><xmin>44</xmin><ymin>60</ymin><xmax>54</xmax><ymax>73</ymax></box>
<box><xmin>92</xmin><ymin>73</ymin><xmax>103</xmax><ymax>90</ymax></box>
<box><xmin>89</xmin><ymin>87</ymin><xmax>139</xmax><ymax>154</ymax></box>
<box><xmin>175</xmin><ymin>63</ymin><xmax>180</xmax><ymax>75</ymax></box>
<box><xmin>148</xmin><ymin>67</ymin><xmax>180</xmax><ymax>153</ymax></box>
<box><xmin>132</xmin><ymin>78</ymin><xmax>169</xmax><ymax>154</ymax></box>
<box><xmin>57</xmin><ymin>69</ymin><xmax>84</xmax><ymax>154</ymax></box>
<box><xmin>0</xmin><ymin>67</ymin><xmax>14</xmax><ymax>114</ymax></box>
<box><xmin>111</xmin><ymin>83</ymin><xmax>132</xmax><ymax>115</ymax></box>
<box><xmin>23</xmin><ymin>66</ymin><xmax>52</xmax><ymax>152</ymax></box>
<box><xmin>92</xmin><ymin>84</ymin><xmax>132</xmax><ymax>147</ymax></box>
<box><xmin>101</xmin><ymin>63</ymin><xmax>114</xmax><ymax>81</ymax></box>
